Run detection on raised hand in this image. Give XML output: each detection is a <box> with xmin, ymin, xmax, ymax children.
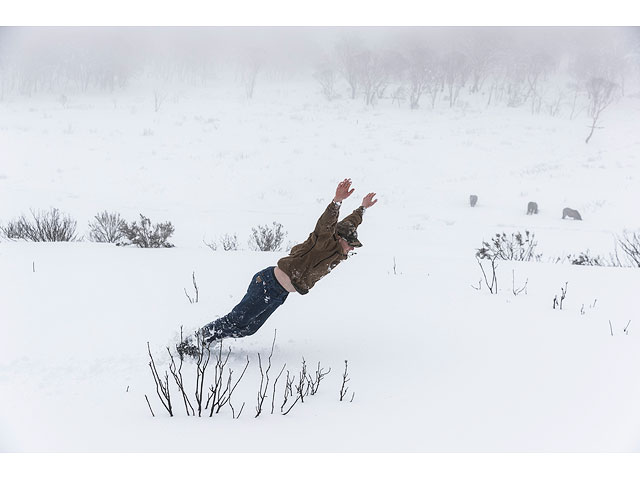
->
<box><xmin>361</xmin><ymin>192</ymin><xmax>378</xmax><ymax>208</ymax></box>
<box><xmin>333</xmin><ymin>178</ymin><xmax>355</xmax><ymax>203</ymax></box>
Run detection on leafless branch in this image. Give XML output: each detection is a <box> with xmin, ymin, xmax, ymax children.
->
<box><xmin>145</xmin><ymin>394</ymin><xmax>155</xmax><ymax>417</ymax></box>
<box><xmin>230</xmin><ymin>400</ymin><xmax>245</xmax><ymax>419</ymax></box>
<box><xmin>512</xmin><ymin>269</ymin><xmax>528</xmax><ymax>296</ymax></box>
<box><xmin>167</xmin><ymin>339</ymin><xmax>195</xmax><ymax>416</ymax></box>
<box><xmin>255</xmin><ymin>330</ymin><xmax>278</xmax><ymax>417</ymax></box>
<box><xmin>147</xmin><ymin>342</ymin><xmax>173</xmax><ymax>416</ymax></box>
<box><xmin>476</xmin><ymin>257</ymin><xmax>498</xmax><ymax>294</ymax></box>
<box><xmin>339</xmin><ymin>360</ymin><xmax>351</xmax><ymax>401</ymax></box>
<box><xmin>184</xmin><ymin>271</ymin><xmax>199</xmax><ymax>304</ymax></box>
<box><xmin>206</xmin><ymin>341</ymin><xmax>231</xmax><ymax>415</ymax></box>
<box><xmin>281</xmin><ymin>370</ymin><xmax>294</xmax><ymax>413</ymax></box>
<box><xmin>271</xmin><ymin>363</ymin><xmax>287</xmax><ymax>414</ymax></box>
<box><xmin>282</xmin><ymin>358</ymin><xmax>309</xmax><ymax>415</ymax></box>
<box><xmin>194</xmin><ymin>332</ymin><xmax>211</xmax><ymax>417</ymax></box>
<box><xmin>211</xmin><ymin>354</ymin><xmax>249</xmax><ymax>416</ymax></box>
<box><xmin>307</xmin><ymin>362</ymin><xmax>331</xmax><ymax>396</ymax></box>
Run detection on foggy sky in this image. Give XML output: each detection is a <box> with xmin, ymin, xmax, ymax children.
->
<box><xmin>1</xmin><ymin>26</ymin><xmax>638</xmax><ymax>70</ymax></box>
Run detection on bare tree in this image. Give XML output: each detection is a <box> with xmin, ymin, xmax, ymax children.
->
<box><xmin>442</xmin><ymin>51</ymin><xmax>468</xmax><ymax>108</ymax></box>
<box><xmin>584</xmin><ymin>77</ymin><xmax>618</xmax><ymax>144</ymax></box>
<box><xmin>153</xmin><ymin>91</ymin><xmax>166</xmax><ymax>112</ymax></box>
<box><xmin>463</xmin><ymin>32</ymin><xmax>498</xmax><ymax>94</ymax></box>
<box><xmin>313</xmin><ymin>62</ymin><xmax>338</xmax><ymax>101</ymax></box>
<box><xmin>335</xmin><ymin>35</ymin><xmax>365</xmax><ymax>100</ymax></box>
<box><xmin>406</xmin><ymin>47</ymin><xmax>439</xmax><ymax>110</ymax></box>
<box><xmin>523</xmin><ymin>53</ymin><xmax>555</xmax><ymax>115</ymax></box>
<box><xmin>356</xmin><ymin>50</ymin><xmax>385</xmax><ymax>106</ymax></box>
<box><xmin>240</xmin><ymin>49</ymin><xmax>262</xmax><ymax>100</ymax></box>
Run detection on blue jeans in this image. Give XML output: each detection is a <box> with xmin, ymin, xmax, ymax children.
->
<box><xmin>200</xmin><ymin>266</ymin><xmax>289</xmax><ymax>342</ymax></box>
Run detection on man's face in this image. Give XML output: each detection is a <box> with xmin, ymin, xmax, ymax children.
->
<box><xmin>338</xmin><ymin>237</ymin><xmax>355</xmax><ymax>254</ymax></box>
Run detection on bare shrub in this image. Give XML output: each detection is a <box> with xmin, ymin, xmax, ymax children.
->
<box><xmin>88</xmin><ymin>210</ymin><xmax>125</xmax><ymax>243</ymax></box>
<box><xmin>248</xmin><ymin>222</ymin><xmax>287</xmax><ymax>252</ymax></box>
<box><xmin>220</xmin><ymin>233</ymin><xmax>239</xmax><ymax>251</ymax></box>
<box><xmin>120</xmin><ymin>214</ymin><xmax>175</xmax><ymax>248</ymax></box>
<box><xmin>1</xmin><ymin>208</ymin><xmax>79</xmax><ymax>242</ymax></box>
<box><xmin>313</xmin><ymin>64</ymin><xmax>338</xmax><ymax>101</ymax></box>
<box><xmin>615</xmin><ymin>230</ymin><xmax>640</xmax><ymax>267</ymax></box>
<box><xmin>567</xmin><ymin>250</ymin><xmax>606</xmax><ymax>266</ymax></box>
<box><xmin>476</xmin><ymin>231</ymin><xmax>542</xmax><ymax>262</ymax></box>
<box><xmin>205</xmin><ymin>233</ymin><xmax>240</xmax><ymax>252</ymax></box>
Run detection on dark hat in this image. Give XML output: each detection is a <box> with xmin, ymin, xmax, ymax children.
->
<box><xmin>336</xmin><ymin>221</ymin><xmax>363</xmax><ymax>248</ymax></box>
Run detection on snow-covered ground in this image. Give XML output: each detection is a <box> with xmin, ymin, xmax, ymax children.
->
<box><xmin>1</xmin><ymin>68</ymin><xmax>640</xmax><ymax>452</ymax></box>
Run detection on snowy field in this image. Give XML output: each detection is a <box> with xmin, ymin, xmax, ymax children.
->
<box><xmin>1</xmin><ymin>31</ymin><xmax>640</xmax><ymax>452</ymax></box>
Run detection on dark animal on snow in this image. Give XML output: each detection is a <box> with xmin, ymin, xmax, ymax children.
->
<box><xmin>562</xmin><ymin>207</ymin><xmax>582</xmax><ymax>220</ymax></box>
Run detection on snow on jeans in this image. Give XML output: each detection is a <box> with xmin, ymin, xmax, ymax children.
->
<box><xmin>201</xmin><ymin>266</ymin><xmax>289</xmax><ymax>342</ymax></box>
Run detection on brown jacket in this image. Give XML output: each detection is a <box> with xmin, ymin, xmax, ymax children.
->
<box><xmin>277</xmin><ymin>202</ymin><xmax>365</xmax><ymax>295</ymax></box>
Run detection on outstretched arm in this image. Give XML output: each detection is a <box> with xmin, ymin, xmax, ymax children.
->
<box><xmin>333</xmin><ymin>178</ymin><xmax>355</xmax><ymax>203</ymax></box>
<box><xmin>314</xmin><ymin>179</ymin><xmax>355</xmax><ymax>235</ymax></box>
<box><xmin>361</xmin><ymin>192</ymin><xmax>377</xmax><ymax>209</ymax></box>
<box><xmin>340</xmin><ymin>191</ymin><xmax>378</xmax><ymax>228</ymax></box>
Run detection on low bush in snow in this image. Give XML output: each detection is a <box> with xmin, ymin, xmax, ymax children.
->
<box><xmin>1</xmin><ymin>208</ymin><xmax>79</xmax><ymax>242</ymax></box>
<box><xmin>88</xmin><ymin>210</ymin><xmax>126</xmax><ymax>243</ymax></box>
<box><xmin>220</xmin><ymin>233</ymin><xmax>240</xmax><ymax>251</ymax></box>
<box><xmin>248</xmin><ymin>222</ymin><xmax>287</xmax><ymax>252</ymax></box>
<box><xmin>565</xmin><ymin>250</ymin><xmax>606</xmax><ymax>266</ymax></box>
<box><xmin>119</xmin><ymin>214</ymin><xmax>175</xmax><ymax>248</ymax></box>
<box><xmin>204</xmin><ymin>233</ymin><xmax>240</xmax><ymax>251</ymax></box>
<box><xmin>476</xmin><ymin>231</ymin><xmax>542</xmax><ymax>262</ymax></box>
